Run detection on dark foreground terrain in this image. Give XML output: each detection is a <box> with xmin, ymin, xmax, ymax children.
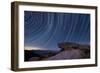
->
<box><xmin>24</xmin><ymin>42</ymin><xmax>90</xmax><ymax>61</ymax></box>
<box><xmin>24</xmin><ymin>50</ymin><xmax>59</xmax><ymax>61</ymax></box>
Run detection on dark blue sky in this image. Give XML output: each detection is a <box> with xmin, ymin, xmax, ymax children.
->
<box><xmin>24</xmin><ymin>11</ymin><xmax>90</xmax><ymax>51</ymax></box>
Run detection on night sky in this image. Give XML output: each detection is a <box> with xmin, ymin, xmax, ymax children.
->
<box><xmin>24</xmin><ymin>11</ymin><xmax>90</xmax><ymax>51</ymax></box>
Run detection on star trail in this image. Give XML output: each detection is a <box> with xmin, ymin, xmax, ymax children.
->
<box><xmin>24</xmin><ymin>11</ymin><xmax>90</xmax><ymax>51</ymax></box>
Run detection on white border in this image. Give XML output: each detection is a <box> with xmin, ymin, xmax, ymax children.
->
<box><xmin>19</xmin><ymin>5</ymin><xmax>96</xmax><ymax>68</ymax></box>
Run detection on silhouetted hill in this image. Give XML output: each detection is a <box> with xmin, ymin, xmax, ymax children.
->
<box><xmin>24</xmin><ymin>50</ymin><xmax>58</xmax><ymax>61</ymax></box>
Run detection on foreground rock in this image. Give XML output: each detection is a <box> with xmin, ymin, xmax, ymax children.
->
<box><xmin>45</xmin><ymin>42</ymin><xmax>90</xmax><ymax>60</ymax></box>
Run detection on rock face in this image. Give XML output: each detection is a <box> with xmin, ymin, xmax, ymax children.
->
<box><xmin>46</xmin><ymin>49</ymin><xmax>85</xmax><ymax>60</ymax></box>
<box><xmin>58</xmin><ymin>42</ymin><xmax>90</xmax><ymax>58</ymax></box>
<box><xmin>58</xmin><ymin>42</ymin><xmax>89</xmax><ymax>50</ymax></box>
<box><xmin>58</xmin><ymin>42</ymin><xmax>79</xmax><ymax>51</ymax></box>
<box><xmin>45</xmin><ymin>42</ymin><xmax>90</xmax><ymax>60</ymax></box>
<box><xmin>58</xmin><ymin>42</ymin><xmax>89</xmax><ymax>49</ymax></box>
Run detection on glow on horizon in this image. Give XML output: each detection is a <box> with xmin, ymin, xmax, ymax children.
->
<box><xmin>24</xmin><ymin>46</ymin><xmax>47</xmax><ymax>50</ymax></box>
